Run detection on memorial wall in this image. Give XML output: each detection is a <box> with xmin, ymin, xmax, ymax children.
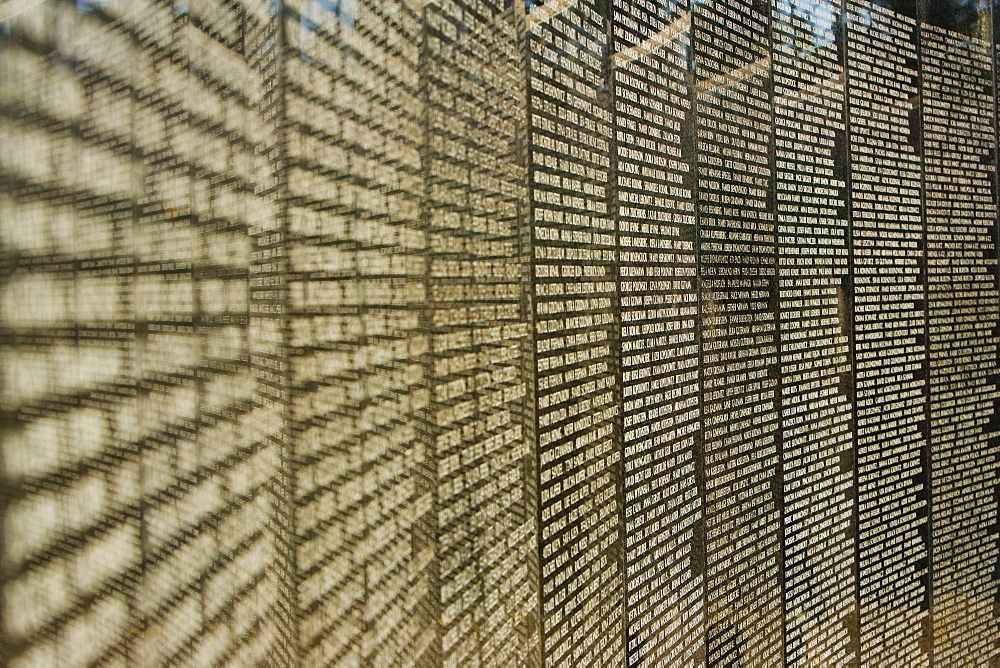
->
<box><xmin>1</xmin><ymin>0</ymin><xmax>998</xmax><ymax>665</ymax></box>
